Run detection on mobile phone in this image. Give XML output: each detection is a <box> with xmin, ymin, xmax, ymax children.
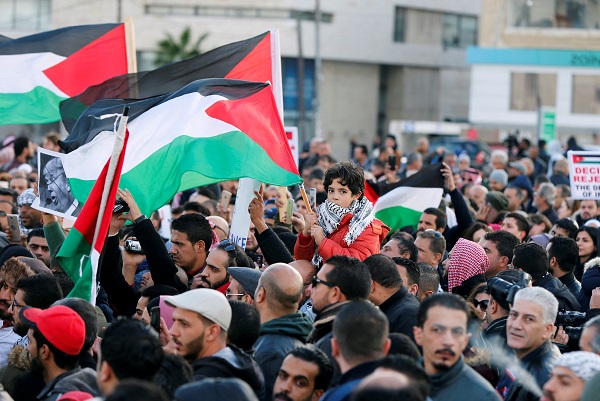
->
<box><xmin>150</xmin><ymin>306</ymin><xmax>161</xmax><ymax>333</ymax></box>
<box><xmin>7</xmin><ymin>214</ymin><xmax>21</xmax><ymax>242</ymax></box>
<box><xmin>387</xmin><ymin>155</ymin><xmax>397</xmax><ymax>169</ymax></box>
<box><xmin>277</xmin><ymin>187</ymin><xmax>288</xmax><ymax>222</ymax></box>
<box><xmin>253</xmin><ymin>254</ymin><xmax>264</xmax><ymax>268</ymax></box>
<box><xmin>219</xmin><ymin>190</ymin><xmax>232</xmax><ymax>210</ymax></box>
<box><xmin>309</xmin><ymin>188</ymin><xmax>317</xmax><ymax>211</ymax></box>
<box><xmin>285</xmin><ymin>198</ymin><xmax>293</xmax><ymax>225</ymax></box>
<box><xmin>124</xmin><ymin>239</ymin><xmax>144</xmax><ymax>254</ymax></box>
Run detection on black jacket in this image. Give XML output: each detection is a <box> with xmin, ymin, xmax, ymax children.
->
<box><xmin>254</xmin><ymin>313</ymin><xmax>312</xmax><ymax>401</ymax></box>
<box><xmin>533</xmin><ymin>274</ymin><xmax>580</xmax><ymax>311</ymax></box>
<box><xmin>254</xmin><ymin>227</ymin><xmax>294</xmax><ymax>265</ymax></box>
<box><xmin>427</xmin><ymin>356</ymin><xmax>500</xmax><ymax>401</ymax></box>
<box><xmin>579</xmin><ymin>265</ymin><xmax>600</xmax><ymax>312</ymax></box>
<box><xmin>498</xmin><ymin>340</ymin><xmax>560</xmax><ymax>401</ymax></box>
<box><xmin>444</xmin><ymin>188</ymin><xmax>474</xmax><ymax>251</ymax></box>
<box><xmin>191</xmin><ymin>345</ymin><xmax>265</xmax><ymax>400</ymax></box>
<box><xmin>378</xmin><ymin>287</ymin><xmax>419</xmax><ymax>339</ymax></box>
<box><xmin>557</xmin><ymin>272</ymin><xmax>581</xmax><ymax>298</ymax></box>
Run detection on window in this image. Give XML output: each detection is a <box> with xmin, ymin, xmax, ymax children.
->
<box><xmin>510</xmin><ymin>0</ymin><xmax>600</xmax><ymax>29</ymax></box>
<box><xmin>393</xmin><ymin>7</ymin><xmax>406</xmax><ymax>42</ymax></box>
<box><xmin>0</xmin><ymin>0</ymin><xmax>51</xmax><ymax>31</ymax></box>
<box><xmin>443</xmin><ymin>13</ymin><xmax>478</xmax><ymax>48</ymax></box>
<box><xmin>572</xmin><ymin>75</ymin><xmax>600</xmax><ymax>114</ymax></box>
<box><xmin>510</xmin><ymin>73</ymin><xmax>557</xmax><ymax>111</ymax></box>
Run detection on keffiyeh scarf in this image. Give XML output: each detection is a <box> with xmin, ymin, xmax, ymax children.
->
<box><xmin>312</xmin><ymin>197</ymin><xmax>374</xmax><ymax>267</ymax></box>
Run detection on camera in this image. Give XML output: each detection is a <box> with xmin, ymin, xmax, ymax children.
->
<box><xmin>504</xmin><ymin>130</ymin><xmax>520</xmax><ymax>156</ymax></box>
<box><xmin>487</xmin><ymin>271</ymin><xmax>531</xmax><ymax>309</ymax></box>
<box><xmin>124</xmin><ymin>239</ymin><xmax>144</xmax><ymax>254</ymax></box>
<box><xmin>555</xmin><ymin>311</ymin><xmax>587</xmax><ymax>348</ymax></box>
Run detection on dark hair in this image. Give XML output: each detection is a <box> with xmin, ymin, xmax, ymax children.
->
<box><xmin>215</xmin><ymin>242</ymin><xmax>252</xmax><ymax>268</ymax></box>
<box><xmin>422</xmin><ymin>208</ymin><xmax>446</xmax><ymax>230</ymax></box>
<box><xmin>333</xmin><ymin>301</ymin><xmax>389</xmax><ymax>363</ymax></box>
<box><xmin>171</xmin><ymin>206</ymin><xmax>184</xmax><ymax>215</ymax></box>
<box><xmin>324</xmin><ymin>256</ymin><xmax>371</xmax><ymax>300</ymax></box>
<box><xmin>33</xmin><ymin>328</ymin><xmax>79</xmax><ymax>370</ymax></box>
<box><xmin>377</xmin><ymin>354</ymin><xmax>429</xmax><ymax>398</ymax></box>
<box><xmin>387</xmin><ymin>334</ymin><xmax>421</xmax><ymax>362</ymax></box>
<box><xmin>152</xmin><ymin>354</ymin><xmax>192</xmax><ymax>400</ymax></box>
<box><xmin>197</xmin><ymin>187</ymin><xmax>217</xmax><ymax>200</ymax></box>
<box><xmin>483</xmin><ymin>230</ymin><xmax>520</xmax><ymax>259</ymax></box>
<box><xmin>352</xmin><ymin>387</ymin><xmax>426</xmax><ymax>401</ymax></box>
<box><xmin>548</xmin><ymin>236</ymin><xmax>579</xmax><ymax>273</ymax></box>
<box><xmin>417</xmin><ymin>264</ymin><xmax>439</xmax><ymax>295</ymax></box>
<box><xmin>141</xmin><ymin>285</ymin><xmax>179</xmax><ymax>302</ymax></box>
<box><xmin>171</xmin><ymin>213</ymin><xmax>213</xmax><ymax>251</ymax></box>
<box><xmin>392</xmin><ymin>257</ymin><xmax>420</xmax><ymax>288</ymax></box>
<box><xmin>417</xmin><ymin>293</ymin><xmax>470</xmax><ymax>327</ymax></box>
<box><xmin>512</xmin><ymin>242</ymin><xmax>548</xmax><ymax>280</ymax></box>
<box><xmin>101</xmin><ymin>319</ymin><xmax>164</xmax><ymax>381</ymax></box>
<box><xmin>364</xmin><ymin>254</ymin><xmax>402</xmax><ymax>288</ymax></box>
<box><xmin>417</xmin><ymin>230</ymin><xmax>446</xmax><ymax>256</ymax></box>
<box><xmin>289</xmin><ymin>345</ymin><xmax>333</xmax><ymax>391</ymax></box>
<box><xmin>13</xmin><ymin>137</ymin><xmax>30</xmax><ymax>157</ymax></box>
<box><xmin>355</xmin><ymin>144</ymin><xmax>369</xmax><ymax>156</ymax></box>
<box><xmin>106</xmin><ymin>379</ymin><xmax>169</xmax><ymax>401</ymax></box>
<box><xmin>528</xmin><ymin>213</ymin><xmax>552</xmax><ymax>233</ymax></box>
<box><xmin>462</xmin><ymin>222</ymin><xmax>492</xmax><ymax>242</ymax></box>
<box><xmin>504</xmin><ymin>212</ymin><xmax>530</xmax><ymax>235</ymax></box>
<box><xmin>308</xmin><ymin>167</ymin><xmax>325</xmax><ymax>181</ymax></box>
<box><xmin>323</xmin><ymin>162</ymin><xmax>365</xmax><ymax>199</ymax></box>
<box><xmin>53</xmin><ymin>298</ymin><xmax>97</xmax><ymax>352</ymax></box>
<box><xmin>227</xmin><ymin>300</ymin><xmax>260</xmax><ymax>353</ymax></box>
<box><xmin>53</xmin><ymin>271</ymin><xmax>74</xmax><ymax>297</ymax></box>
<box><xmin>0</xmin><ymin>188</ymin><xmax>17</xmax><ymax>205</ymax></box>
<box><xmin>26</xmin><ymin>228</ymin><xmax>45</xmax><ymax>242</ymax></box>
<box><xmin>555</xmin><ymin>218</ymin><xmax>579</xmax><ymax>238</ymax></box>
<box><xmin>182</xmin><ymin>202</ymin><xmax>210</xmax><ymax>216</ymax></box>
<box><xmin>389</xmin><ymin>232</ymin><xmax>418</xmax><ymax>263</ymax></box>
<box><xmin>17</xmin><ymin>274</ymin><xmax>63</xmax><ymax>310</ymax></box>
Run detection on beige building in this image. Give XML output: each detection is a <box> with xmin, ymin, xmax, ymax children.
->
<box><xmin>1</xmin><ymin>0</ymin><xmax>480</xmax><ymax>159</ymax></box>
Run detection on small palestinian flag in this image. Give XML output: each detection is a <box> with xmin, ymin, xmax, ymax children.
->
<box><xmin>0</xmin><ymin>24</ymin><xmax>127</xmax><ymax>125</ymax></box>
<box><xmin>60</xmin><ymin>79</ymin><xmax>301</xmax><ymax>217</ymax></box>
<box><xmin>571</xmin><ymin>154</ymin><xmax>600</xmax><ymax>164</ymax></box>
<box><xmin>372</xmin><ymin>163</ymin><xmax>445</xmax><ymax>232</ymax></box>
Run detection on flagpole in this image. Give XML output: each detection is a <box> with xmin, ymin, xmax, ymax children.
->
<box><xmin>90</xmin><ymin>106</ymin><xmax>129</xmax><ymax>298</ymax></box>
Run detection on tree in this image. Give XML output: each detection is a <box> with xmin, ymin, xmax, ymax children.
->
<box><xmin>154</xmin><ymin>27</ymin><xmax>208</xmax><ymax>66</ymax></box>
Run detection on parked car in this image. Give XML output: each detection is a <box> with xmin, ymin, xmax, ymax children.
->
<box><xmin>429</xmin><ymin>137</ymin><xmax>491</xmax><ymax>169</ymax></box>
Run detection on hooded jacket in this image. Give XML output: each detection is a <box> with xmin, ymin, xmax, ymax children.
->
<box><xmin>191</xmin><ymin>344</ymin><xmax>265</xmax><ymax>400</ymax></box>
<box><xmin>37</xmin><ymin>367</ymin><xmax>99</xmax><ymax>401</ymax></box>
<box><xmin>578</xmin><ymin>263</ymin><xmax>600</xmax><ymax>312</ymax></box>
<box><xmin>254</xmin><ymin>313</ymin><xmax>313</xmax><ymax>401</ymax></box>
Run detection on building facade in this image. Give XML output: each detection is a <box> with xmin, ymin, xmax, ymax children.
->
<box><xmin>1</xmin><ymin>0</ymin><xmax>480</xmax><ymax>159</ymax></box>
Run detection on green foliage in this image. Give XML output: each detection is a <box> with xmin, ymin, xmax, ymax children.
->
<box><xmin>154</xmin><ymin>27</ymin><xmax>208</xmax><ymax>66</ymax></box>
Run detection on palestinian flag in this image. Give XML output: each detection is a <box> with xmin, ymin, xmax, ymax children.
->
<box><xmin>61</xmin><ymin>78</ymin><xmax>301</xmax><ymax>216</ymax></box>
<box><xmin>59</xmin><ymin>31</ymin><xmax>281</xmax><ymax>144</ymax></box>
<box><xmin>0</xmin><ymin>24</ymin><xmax>127</xmax><ymax>125</ymax></box>
<box><xmin>372</xmin><ymin>163</ymin><xmax>445</xmax><ymax>232</ymax></box>
<box><xmin>57</xmin><ymin>120</ymin><xmax>129</xmax><ymax>303</ymax></box>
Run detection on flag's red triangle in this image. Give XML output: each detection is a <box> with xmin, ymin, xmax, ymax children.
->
<box><xmin>573</xmin><ymin>155</ymin><xmax>584</xmax><ymax>163</ymax></box>
<box><xmin>364</xmin><ymin>180</ymin><xmax>379</xmax><ymax>203</ymax></box>
<box><xmin>225</xmin><ymin>32</ymin><xmax>272</xmax><ymax>83</ymax></box>
<box><xmin>43</xmin><ymin>25</ymin><xmax>128</xmax><ymax>97</ymax></box>
<box><xmin>205</xmin><ymin>86</ymin><xmax>299</xmax><ymax>176</ymax></box>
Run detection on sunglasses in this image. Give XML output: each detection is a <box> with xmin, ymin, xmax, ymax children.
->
<box><xmin>312</xmin><ymin>276</ymin><xmax>336</xmax><ymax>288</ymax></box>
<box><xmin>218</xmin><ymin>239</ymin><xmax>238</xmax><ymax>266</ymax></box>
<box><xmin>473</xmin><ymin>299</ymin><xmax>489</xmax><ymax>311</ymax></box>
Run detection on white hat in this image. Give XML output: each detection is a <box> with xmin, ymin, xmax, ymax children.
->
<box><xmin>164</xmin><ymin>289</ymin><xmax>232</xmax><ymax>331</ymax></box>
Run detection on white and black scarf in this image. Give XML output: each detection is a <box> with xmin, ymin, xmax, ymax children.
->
<box><xmin>312</xmin><ymin>196</ymin><xmax>375</xmax><ymax>267</ymax></box>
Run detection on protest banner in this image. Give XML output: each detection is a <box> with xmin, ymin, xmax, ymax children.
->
<box><xmin>229</xmin><ymin>178</ymin><xmax>262</xmax><ymax>249</ymax></box>
<box><xmin>567</xmin><ymin>150</ymin><xmax>600</xmax><ymax>200</ymax></box>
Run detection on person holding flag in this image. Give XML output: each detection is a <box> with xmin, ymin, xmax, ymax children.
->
<box><xmin>294</xmin><ymin>161</ymin><xmax>389</xmax><ymax>267</ymax></box>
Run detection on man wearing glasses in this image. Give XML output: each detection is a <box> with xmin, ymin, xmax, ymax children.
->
<box><xmin>196</xmin><ymin>240</ymin><xmax>250</xmax><ymax>294</ymax></box>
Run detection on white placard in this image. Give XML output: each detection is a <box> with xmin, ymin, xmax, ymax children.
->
<box><xmin>229</xmin><ymin>177</ymin><xmax>261</xmax><ymax>249</ymax></box>
<box><xmin>567</xmin><ymin>150</ymin><xmax>600</xmax><ymax>200</ymax></box>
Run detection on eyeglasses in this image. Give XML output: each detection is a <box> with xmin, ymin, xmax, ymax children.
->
<box><xmin>473</xmin><ymin>299</ymin><xmax>489</xmax><ymax>311</ymax></box>
<box><xmin>226</xmin><ymin>293</ymin><xmax>246</xmax><ymax>298</ymax></box>
<box><xmin>424</xmin><ymin>229</ymin><xmax>443</xmax><ymax>238</ymax></box>
<box><xmin>218</xmin><ymin>239</ymin><xmax>238</xmax><ymax>266</ymax></box>
<box><xmin>312</xmin><ymin>276</ymin><xmax>336</xmax><ymax>288</ymax></box>
<box><xmin>10</xmin><ymin>298</ymin><xmax>24</xmax><ymax>310</ymax></box>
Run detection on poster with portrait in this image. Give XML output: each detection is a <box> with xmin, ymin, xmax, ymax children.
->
<box><xmin>32</xmin><ymin>148</ymin><xmax>83</xmax><ymax>219</ymax></box>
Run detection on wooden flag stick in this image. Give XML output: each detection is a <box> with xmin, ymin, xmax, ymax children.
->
<box><xmin>299</xmin><ymin>184</ymin><xmax>312</xmax><ymax>214</ymax></box>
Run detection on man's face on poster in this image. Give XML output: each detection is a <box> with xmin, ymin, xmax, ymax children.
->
<box><xmin>44</xmin><ymin>158</ymin><xmax>74</xmax><ymax>212</ymax></box>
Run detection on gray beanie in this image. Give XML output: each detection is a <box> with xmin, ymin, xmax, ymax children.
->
<box><xmin>489</xmin><ymin>169</ymin><xmax>508</xmax><ymax>186</ymax></box>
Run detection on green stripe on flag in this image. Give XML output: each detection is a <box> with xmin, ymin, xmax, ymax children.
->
<box><xmin>68</xmin><ymin>131</ymin><xmax>301</xmax><ymax>215</ymax></box>
<box><xmin>375</xmin><ymin>205</ymin><xmax>423</xmax><ymax>232</ymax></box>
<box><xmin>56</xmin><ymin>228</ymin><xmax>94</xmax><ymax>300</ymax></box>
<box><xmin>0</xmin><ymin>86</ymin><xmax>66</xmax><ymax>124</ymax></box>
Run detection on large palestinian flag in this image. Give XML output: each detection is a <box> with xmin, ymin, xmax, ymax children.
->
<box><xmin>372</xmin><ymin>163</ymin><xmax>445</xmax><ymax>232</ymax></box>
<box><xmin>59</xmin><ymin>31</ymin><xmax>281</xmax><ymax>144</ymax></box>
<box><xmin>0</xmin><ymin>24</ymin><xmax>127</xmax><ymax>125</ymax></box>
<box><xmin>61</xmin><ymin>79</ymin><xmax>301</xmax><ymax>216</ymax></box>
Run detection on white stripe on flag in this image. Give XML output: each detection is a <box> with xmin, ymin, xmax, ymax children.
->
<box><xmin>374</xmin><ymin>187</ymin><xmax>444</xmax><ymax>213</ymax></box>
<box><xmin>0</xmin><ymin>53</ymin><xmax>66</xmax><ymax>95</ymax></box>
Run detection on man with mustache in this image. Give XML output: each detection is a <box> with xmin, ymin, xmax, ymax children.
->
<box><xmin>541</xmin><ymin>351</ymin><xmax>600</xmax><ymax>401</ymax></box>
<box><xmin>413</xmin><ymin>293</ymin><xmax>500</xmax><ymax>401</ymax></box>
<box><xmin>272</xmin><ymin>345</ymin><xmax>332</xmax><ymax>401</ymax></box>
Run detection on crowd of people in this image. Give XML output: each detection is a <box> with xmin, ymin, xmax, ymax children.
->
<box><xmin>0</xmin><ymin>131</ymin><xmax>597</xmax><ymax>401</ymax></box>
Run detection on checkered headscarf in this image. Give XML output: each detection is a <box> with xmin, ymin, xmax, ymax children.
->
<box><xmin>553</xmin><ymin>351</ymin><xmax>600</xmax><ymax>382</ymax></box>
<box><xmin>447</xmin><ymin>238</ymin><xmax>490</xmax><ymax>292</ymax></box>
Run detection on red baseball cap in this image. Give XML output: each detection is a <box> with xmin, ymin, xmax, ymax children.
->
<box><xmin>20</xmin><ymin>305</ymin><xmax>85</xmax><ymax>356</ymax></box>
